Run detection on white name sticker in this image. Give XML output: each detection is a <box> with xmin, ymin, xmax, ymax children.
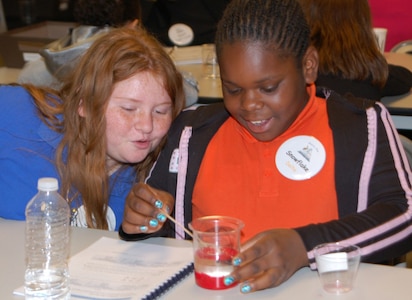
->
<box><xmin>168</xmin><ymin>23</ymin><xmax>194</xmax><ymax>46</ymax></box>
<box><xmin>169</xmin><ymin>148</ymin><xmax>180</xmax><ymax>173</ymax></box>
<box><xmin>275</xmin><ymin>135</ymin><xmax>326</xmax><ymax>180</ymax></box>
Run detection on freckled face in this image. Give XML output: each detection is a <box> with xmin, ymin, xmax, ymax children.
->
<box><xmin>219</xmin><ymin>42</ymin><xmax>311</xmax><ymax>142</ymax></box>
<box><xmin>105</xmin><ymin>72</ymin><xmax>172</xmax><ymax>167</ymax></box>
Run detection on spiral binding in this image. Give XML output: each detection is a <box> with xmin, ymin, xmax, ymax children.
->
<box><xmin>142</xmin><ymin>262</ymin><xmax>194</xmax><ymax>300</ymax></box>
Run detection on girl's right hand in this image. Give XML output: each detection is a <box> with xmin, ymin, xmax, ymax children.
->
<box><xmin>122</xmin><ymin>182</ymin><xmax>175</xmax><ymax>234</ymax></box>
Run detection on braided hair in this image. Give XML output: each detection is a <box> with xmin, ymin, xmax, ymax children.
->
<box><xmin>215</xmin><ymin>0</ymin><xmax>310</xmax><ymax>67</ymax></box>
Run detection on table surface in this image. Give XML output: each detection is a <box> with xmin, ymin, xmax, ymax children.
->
<box><xmin>381</xmin><ymin>52</ymin><xmax>412</xmax><ymax>131</ymax></box>
<box><xmin>178</xmin><ymin>63</ymin><xmax>223</xmax><ymax>101</ymax></box>
<box><xmin>1</xmin><ymin>218</ymin><xmax>412</xmax><ymax>300</ymax></box>
<box><xmin>385</xmin><ymin>52</ymin><xmax>412</xmax><ymax>71</ymax></box>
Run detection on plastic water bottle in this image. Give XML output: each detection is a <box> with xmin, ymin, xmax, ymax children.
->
<box><xmin>24</xmin><ymin>177</ymin><xmax>70</xmax><ymax>299</ymax></box>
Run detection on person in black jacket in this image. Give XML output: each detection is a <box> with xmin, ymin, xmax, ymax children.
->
<box><xmin>120</xmin><ymin>0</ymin><xmax>412</xmax><ymax>294</ymax></box>
<box><xmin>139</xmin><ymin>0</ymin><xmax>231</xmax><ymax>46</ymax></box>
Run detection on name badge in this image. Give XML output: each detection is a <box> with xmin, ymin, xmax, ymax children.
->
<box><xmin>168</xmin><ymin>23</ymin><xmax>194</xmax><ymax>46</ymax></box>
<box><xmin>169</xmin><ymin>148</ymin><xmax>180</xmax><ymax>173</ymax></box>
<box><xmin>275</xmin><ymin>135</ymin><xmax>326</xmax><ymax>180</ymax></box>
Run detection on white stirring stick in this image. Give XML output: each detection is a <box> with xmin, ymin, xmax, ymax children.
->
<box><xmin>161</xmin><ymin>210</ymin><xmax>194</xmax><ymax>239</ymax></box>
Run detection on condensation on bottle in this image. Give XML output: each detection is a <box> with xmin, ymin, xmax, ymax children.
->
<box><xmin>24</xmin><ymin>177</ymin><xmax>70</xmax><ymax>299</ymax></box>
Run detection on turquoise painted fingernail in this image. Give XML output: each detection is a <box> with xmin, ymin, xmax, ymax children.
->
<box><xmin>140</xmin><ymin>225</ymin><xmax>148</xmax><ymax>232</ymax></box>
<box><xmin>233</xmin><ymin>257</ymin><xmax>242</xmax><ymax>266</ymax></box>
<box><xmin>165</xmin><ymin>205</ymin><xmax>171</xmax><ymax>214</ymax></box>
<box><xmin>157</xmin><ymin>213</ymin><xmax>166</xmax><ymax>222</ymax></box>
<box><xmin>224</xmin><ymin>276</ymin><xmax>235</xmax><ymax>286</ymax></box>
<box><xmin>149</xmin><ymin>219</ymin><xmax>158</xmax><ymax>227</ymax></box>
<box><xmin>241</xmin><ymin>283</ymin><xmax>252</xmax><ymax>294</ymax></box>
<box><xmin>155</xmin><ymin>200</ymin><xmax>163</xmax><ymax>209</ymax></box>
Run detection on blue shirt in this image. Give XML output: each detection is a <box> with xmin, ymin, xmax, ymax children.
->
<box><xmin>0</xmin><ymin>85</ymin><xmax>135</xmax><ymax>230</ymax></box>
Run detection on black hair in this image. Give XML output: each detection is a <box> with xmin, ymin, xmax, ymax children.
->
<box><xmin>215</xmin><ymin>0</ymin><xmax>310</xmax><ymax>66</ymax></box>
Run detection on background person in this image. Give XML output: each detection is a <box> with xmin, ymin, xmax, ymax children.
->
<box><xmin>0</xmin><ymin>27</ymin><xmax>185</xmax><ymax>231</ymax></box>
<box><xmin>119</xmin><ymin>0</ymin><xmax>412</xmax><ymax>293</ymax></box>
<box><xmin>17</xmin><ymin>0</ymin><xmax>198</xmax><ymax>106</ymax></box>
<box><xmin>139</xmin><ymin>0</ymin><xmax>231</xmax><ymax>46</ymax></box>
<box><xmin>298</xmin><ymin>0</ymin><xmax>412</xmax><ymax>165</ymax></box>
<box><xmin>17</xmin><ymin>0</ymin><xmax>132</xmax><ymax>90</ymax></box>
<box><xmin>297</xmin><ymin>0</ymin><xmax>412</xmax><ymax>101</ymax></box>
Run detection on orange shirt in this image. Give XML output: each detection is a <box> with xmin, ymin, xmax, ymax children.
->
<box><xmin>192</xmin><ymin>85</ymin><xmax>338</xmax><ymax>241</ymax></box>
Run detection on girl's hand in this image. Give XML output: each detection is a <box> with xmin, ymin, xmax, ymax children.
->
<box><xmin>226</xmin><ymin>229</ymin><xmax>309</xmax><ymax>293</ymax></box>
<box><xmin>122</xmin><ymin>182</ymin><xmax>174</xmax><ymax>234</ymax></box>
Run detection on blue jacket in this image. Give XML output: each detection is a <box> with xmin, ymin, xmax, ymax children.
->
<box><xmin>0</xmin><ymin>85</ymin><xmax>135</xmax><ymax>231</ymax></box>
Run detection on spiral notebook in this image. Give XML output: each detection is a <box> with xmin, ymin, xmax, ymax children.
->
<box><xmin>14</xmin><ymin>237</ymin><xmax>194</xmax><ymax>300</ymax></box>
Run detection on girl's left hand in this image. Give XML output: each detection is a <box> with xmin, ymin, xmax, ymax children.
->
<box><xmin>226</xmin><ymin>229</ymin><xmax>309</xmax><ymax>293</ymax></box>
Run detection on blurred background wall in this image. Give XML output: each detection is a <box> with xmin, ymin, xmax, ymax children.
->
<box><xmin>368</xmin><ymin>0</ymin><xmax>412</xmax><ymax>51</ymax></box>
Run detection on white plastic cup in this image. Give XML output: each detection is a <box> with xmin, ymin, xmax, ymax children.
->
<box><xmin>314</xmin><ymin>242</ymin><xmax>361</xmax><ymax>294</ymax></box>
<box><xmin>373</xmin><ymin>27</ymin><xmax>388</xmax><ymax>53</ymax></box>
<box><xmin>201</xmin><ymin>44</ymin><xmax>219</xmax><ymax>79</ymax></box>
<box><xmin>201</xmin><ymin>44</ymin><xmax>216</xmax><ymax>64</ymax></box>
